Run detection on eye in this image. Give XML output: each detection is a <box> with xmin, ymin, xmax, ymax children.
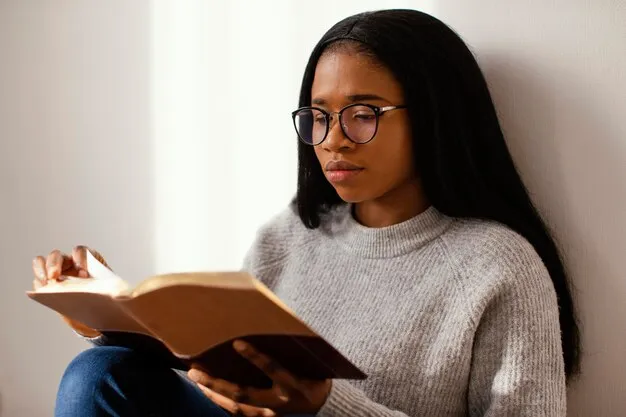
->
<box><xmin>314</xmin><ymin>114</ymin><xmax>326</xmax><ymax>124</ymax></box>
<box><xmin>353</xmin><ymin>112</ymin><xmax>376</xmax><ymax>121</ymax></box>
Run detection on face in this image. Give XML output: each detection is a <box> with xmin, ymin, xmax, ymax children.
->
<box><xmin>310</xmin><ymin>50</ymin><xmax>416</xmax><ymax>205</ymax></box>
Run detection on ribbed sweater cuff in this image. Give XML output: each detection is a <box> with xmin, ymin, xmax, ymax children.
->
<box><xmin>75</xmin><ymin>330</ymin><xmax>108</xmax><ymax>346</ymax></box>
<box><xmin>317</xmin><ymin>380</ymin><xmax>368</xmax><ymax>417</ymax></box>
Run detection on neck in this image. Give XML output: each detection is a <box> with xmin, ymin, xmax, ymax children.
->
<box><xmin>354</xmin><ymin>179</ymin><xmax>429</xmax><ymax>228</ymax></box>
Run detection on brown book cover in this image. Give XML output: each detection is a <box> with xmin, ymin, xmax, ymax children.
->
<box><xmin>26</xmin><ymin>252</ymin><xmax>367</xmax><ymax>388</ymax></box>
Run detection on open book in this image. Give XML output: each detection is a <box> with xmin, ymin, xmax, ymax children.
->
<box><xmin>26</xmin><ymin>252</ymin><xmax>366</xmax><ymax>388</ymax></box>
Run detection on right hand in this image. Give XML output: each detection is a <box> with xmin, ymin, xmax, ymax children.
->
<box><xmin>32</xmin><ymin>245</ymin><xmax>109</xmax><ymax>338</ymax></box>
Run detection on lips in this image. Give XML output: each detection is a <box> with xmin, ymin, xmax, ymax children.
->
<box><xmin>324</xmin><ymin>160</ymin><xmax>364</xmax><ymax>183</ymax></box>
<box><xmin>325</xmin><ymin>160</ymin><xmax>363</xmax><ymax>171</ymax></box>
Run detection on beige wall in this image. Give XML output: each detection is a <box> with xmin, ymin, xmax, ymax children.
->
<box><xmin>0</xmin><ymin>1</ymin><xmax>153</xmax><ymax>416</ymax></box>
<box><xmin>433</xmin><ymin>1</ymin><xmax>626</xmax><ymax>415</ymax></box>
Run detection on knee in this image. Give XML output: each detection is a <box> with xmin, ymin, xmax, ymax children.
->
<box><xmin>58</xmin><ymin>346</ymin><xmax>138</xmax><ymax>395</ymax></box>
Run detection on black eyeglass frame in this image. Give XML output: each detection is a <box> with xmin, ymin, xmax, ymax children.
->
<box><xmin>291</xmin><ymin>103</ymin><xmax>408</xmax><ymax>145</ymax></box>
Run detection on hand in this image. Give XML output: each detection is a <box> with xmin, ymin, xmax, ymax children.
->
<box><xmin>32</xmin><ymin>245</ymin><xmax>109</xmax><ymax>337</ymax></box>
<box><xmin>188</xmin><ymin>340</ymin><xmax>332</xmax><ymax>416</ymax></box>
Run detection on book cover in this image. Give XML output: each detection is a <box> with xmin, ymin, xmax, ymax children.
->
<box><xmin>27</xmin><ymin>252</ymin><xmax>367</xmax><ymax>388</ymax></box>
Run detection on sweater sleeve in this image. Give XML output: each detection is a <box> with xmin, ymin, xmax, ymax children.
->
<box><xmin>466</xmin><ymin>252</ymin><xmax>567</xmax><ymax>416</ymax></box>
<box><xmin>316</xmin><ymin>380</ymin><xmax>417</xmax><ymax>417</ymax></box>
<box><xmin>317</xmin><ymin>247</ymin><xmax>566</xmax><ymax>417</ymax></box>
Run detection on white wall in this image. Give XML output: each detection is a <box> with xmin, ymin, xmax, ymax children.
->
<box><xmin>0</xmin><ymin>1</ymin><xmax>153</xmax><ymax>416</ymax></box>
<box><xmin>150</xmin><ymin>0</ymin><xmax>430</xmax><ymax>273</ymax></box>
<box><xmin>1</xmin><ymin>0</ymin><xmax>624</xmax><ymax>415</ymax></box>
<box><xmin>430</xmin><ymin>1</ymin><xmax>626</xmax><ymax>415</ymax></box>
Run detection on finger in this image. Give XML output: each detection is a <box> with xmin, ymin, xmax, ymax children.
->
<box><xmin>33</xmin><ymin>279</ymin><xmax>43</xmax><ymax>290</ymax></box>
<box><xmin>56</xmin><ymin>253</ymin><xmax>76</xmax><ymax>281</ymax></box>
<box><xmin>236</xmin><ymin>403</ymin><xmax>277</xmax><ymax>417</ymax></box>
<box><xmin>45</xmin><ymin>250</ymin><xmax>64</xmax><ymax>281</ymax></box>
<box><xmin>196</xmin><ymin>384</ymin><xmax>276</xmax><ymax>417</ymax></box>
<box><xmin>188</xmin><ymin>368</ymin><xmax>287</xmax><ymax>409</ymax></box>
<box><xmin>188</xmin><ymin>369</ymin><xmax>249</xmax><ymax>402</ymax></box>
<box><xmin>194</xmin><ymin>384</ymin><xmax>239</xmax><ymax>414</ymax></box>
<box><xmin>32</xmin><ymin>256</ymin><xmax>48</xmax><ymax>285</ymax></box>
<box><xmin>60</xmin><ymin>254</ymin><xmax>74</xmax><ymax>273</ymax></box>
<box><xmin>72</xmin><ymin>246</ymin><xmax>90</xmax><ymax>278</ymax></box>
<box><xmin>233</xmin><ymin>340</ymin><xmax>306</xmax><ymax>399</ymax></box>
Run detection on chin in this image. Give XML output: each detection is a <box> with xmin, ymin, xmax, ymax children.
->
<box><xmin>332</xmin><ymin>186</ymin><xmax>370</xmax><ymax>204</ymax></box>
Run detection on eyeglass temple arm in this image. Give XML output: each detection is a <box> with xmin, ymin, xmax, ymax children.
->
<box><xmin>378</xmin><ymin>105</ymin><xmax>408</xmax><ymax>114</ymax></box>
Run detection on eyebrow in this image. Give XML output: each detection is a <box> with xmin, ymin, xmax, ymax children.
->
<box><xmin>311</xmin><ymin>93</ymin><xmax>388</xmax><ymax>105</ymax></box>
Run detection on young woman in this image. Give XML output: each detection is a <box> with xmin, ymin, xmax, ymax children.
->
<box><xmin>34</xmin><ymin>9</ymin><xmax>580</xmax><ymax>417</ymax></box>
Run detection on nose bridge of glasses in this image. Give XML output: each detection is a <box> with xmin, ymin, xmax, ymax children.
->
<box><xmin>323</xmin><ymin>111</ymin><xmax>351</xmax><ymax>146</ymax></box>
<box><xmin>327</xmin><ymin>110</ymin><xmax>348</xmax><ymax>130</ymax></box>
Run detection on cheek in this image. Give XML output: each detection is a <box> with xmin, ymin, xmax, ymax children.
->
<box><xmin>313</xmin><ymin>147</ymin><xmax>325</xmax><ymax>165</ymax></box>
<box><xmin>368</xmin><ymin>127</ymin><xmax>414</xmax><ymax>178</ymax></box>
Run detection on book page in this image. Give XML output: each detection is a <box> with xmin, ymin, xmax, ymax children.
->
<box><xmin>85</xmin><ymin>250</ymin><xmax>123</xmax><ymax>281</ymax></box>
<box><xmin>32</xmin><ymin>251</ymin><xmax>129</xmax><ymax>296</ymax></box>
<box><xmin>32</xmin><ymin>276</ymin><xmax>129</xmax><ymax>295</ymax></box>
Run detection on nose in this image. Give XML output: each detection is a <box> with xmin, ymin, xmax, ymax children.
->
<box><xmin>321</xmin><ymin>116</ymin><xmax>355</xmax><ymax>152</ymax></box>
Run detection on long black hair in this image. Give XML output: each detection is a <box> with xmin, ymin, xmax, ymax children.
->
<box><xmin>294</xmin><ymin>9</ymin><xmax>581</xmax><ymax>380</ymax></box>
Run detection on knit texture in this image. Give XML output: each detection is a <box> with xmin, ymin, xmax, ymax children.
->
<box><xmin>241</xmin><ymin>203</ymin><xmax>566</xmax><ymax>416</ymax></box>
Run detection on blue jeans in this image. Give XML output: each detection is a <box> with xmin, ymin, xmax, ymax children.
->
<box><xmin>55</xmin><ymin>346</ymin><xmax>315</xmax><ymax>417</ymax></box>
<box><xmin>55</xmin><ymin>346</ymin><xmax>231</xmax><ymax>416</ymax></box>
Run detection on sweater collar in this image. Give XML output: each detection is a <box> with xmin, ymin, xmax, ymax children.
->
<box><xmin>326</xmin><ymin>203</ymin><xmax>453</xmax><ymax>259</ymax></box>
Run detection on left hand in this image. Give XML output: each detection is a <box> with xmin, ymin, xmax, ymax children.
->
<box><xmin>188</xmin><ymin>340</ymin><xmax>332</xmax><ymax>416</ymax></box>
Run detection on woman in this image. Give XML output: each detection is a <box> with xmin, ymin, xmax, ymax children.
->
<box><xmin>34</xmin><ymin>9</ymin><xmax>580</xmax><ymax>417</ymax></box>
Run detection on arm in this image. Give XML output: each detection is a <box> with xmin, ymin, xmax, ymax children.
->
<box><xmin>467</xmin><ymin>259</ymin><xmax>567</xmax><ymax>416</ymax></box>
<box><xmin>318</xmin><ymin>257</ymin><xmax>566</xmax><ymax>417</ymax></box>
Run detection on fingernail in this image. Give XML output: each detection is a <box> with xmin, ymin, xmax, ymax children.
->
<box><xmin>276</xmin><ymin>386</ymin><xmax>290</xmax><ymax>402</ymax></box>
<box><xmin>35</xmin><ymin>266</ymin><xmax>46</xmax><ymax>281</ymax></box>
<box><xmin>49</xmin><ymin>266</ymin><xmax>59</xmax><ymax>279</ymax></box>
<box><xmin>233</xmin><ymin>340</ymin><xmax>248</xmax><ymax>352</ymax></box>
<box><xmin>190</xmin><ymin>370</ymin><xmax>213</xmax><ymax>386</ymax></box>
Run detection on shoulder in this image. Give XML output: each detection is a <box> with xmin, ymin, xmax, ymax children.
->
<box><xmin>442</xmin><ymin>218</ymin><xmax>545</xmax><ymax>272</ymax></box>
<box><xmin>440</xmin><ymin>218</ymin><xmax>556</xmax><ymax>312</ymax></box>
<box><xmin>242</xmin><ymin>202</ymin><xmax>321</xmax><ymax>272</ymax></box>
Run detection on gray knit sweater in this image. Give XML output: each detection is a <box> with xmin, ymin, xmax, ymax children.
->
<box><xmin>241</xmin><ymin>203</ymin><xmax>566</xmax><ymax>416</ymax></box>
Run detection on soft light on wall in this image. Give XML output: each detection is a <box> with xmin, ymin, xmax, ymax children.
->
<box><xmin>150</xmin><ymin>0</ymin><xmax>432</xmax><ymax>274</ymax></box>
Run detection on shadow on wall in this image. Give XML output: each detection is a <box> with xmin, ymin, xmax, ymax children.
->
<box><xmin>480</xmin><ymin>52</ymin><xmax>626</xmax><ymax>413</ymax></box>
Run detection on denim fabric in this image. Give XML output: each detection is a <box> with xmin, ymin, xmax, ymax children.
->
<box><xmin>54</xmin><ymin>346</ymin><xmax>316</xmax><ymax>417</ymax></box>
<box><xmin>55</xmin><ymin>346</ymin><xmax>232</xmax><ymax>417</ymax></box>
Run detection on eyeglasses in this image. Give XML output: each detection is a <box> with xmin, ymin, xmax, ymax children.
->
<box><xmin>291</xmin><ymin>103</ymin><xmax>407</xmax><ymax>146</ymax></box>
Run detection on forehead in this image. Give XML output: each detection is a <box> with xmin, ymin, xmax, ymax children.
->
<box><xmin>311</xmin><ymin>51</ymin><xmax>404</xmax><ymax>105</ymax></box>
